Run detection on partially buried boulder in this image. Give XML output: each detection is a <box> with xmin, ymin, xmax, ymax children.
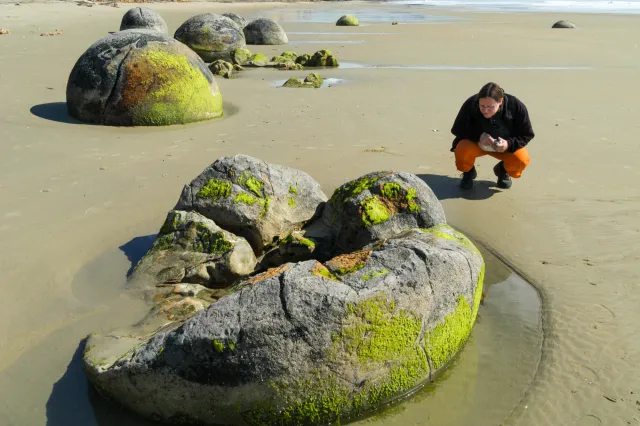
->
<box><xmin>83</xmin><ymin>226</ymin><xmax>484</xmax><ymax>425</ymax></box>
<box><xmin>222</xmin><ymin>12</ymin><xmax>248</xmax><ymax>29</ymax></box>
<box><xmin>552</xmin><ymin>19</ymin><xmax>576</xmax><ymax>28</ymax></box>
<box><xmin>66</xmin><ymin>29</ymin><xmax>223</xmax><ymax>126</ymax></box>
<box><xmin>297</xmin><ymin>49</ymin><xmax>339</xmax><ymax>67</ymax></box>
<box><xmin>282</xmin><ymin>73</ymin><xmax>324</xmax><ymax>88</ymax></box>
<box><xmin>244</xmin><ymin>17</ymin><xmax>288</xmax><ymax>45</ymax></box>
<box><xmin>209</xmin><ymin>59</ymin><xmax>234</xmax><ymax>79</ymax></box>
<box><xmin>82</xmin><ymin>159</ymin><xmax>485</xmax><ymax>426</ymax></box>
<box><xmin>174</xmin><ymin>154</ymin><xmax>328</xmax><ymax>253</ymax></box>
<box><xmin>336</xmin><ymin>15</ymin><xmax>359</xmax><ymax>26</ymax></box>
<box><xmin>174</xmin><ymin>13</ymin><xmax>246</xmax><ymax>62</ymax></box>
<box><xmin>119</xmin><ymin>7</ymin><xmax>168</xmax><ymax>34</ymax></box>
<box><xmin>127</xmin><ymin>210</ymin><xmax>257</xmax><ymax>291</ymax></box>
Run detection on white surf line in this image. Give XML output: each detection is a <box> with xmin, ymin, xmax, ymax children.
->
<box><xmin>338</xmin><ymin>63</ymin><xmax>593</xmax><ymax>70</ymax></box>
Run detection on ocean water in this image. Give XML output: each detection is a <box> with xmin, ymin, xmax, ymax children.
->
<box><xmin>389</xmin><ymin>0</ymin><xmax>640</xmax><ymax>14</ymax></box>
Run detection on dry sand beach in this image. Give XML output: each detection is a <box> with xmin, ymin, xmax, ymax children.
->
<box><xmin>0</xmin><ymin>1</ymin><xmax>639</xmax><ymax>425</ymax></box>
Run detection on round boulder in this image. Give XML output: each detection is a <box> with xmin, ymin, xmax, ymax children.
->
<box><xmin>552</xmin><ymin>20</ymin><xmax>576</xmax><ymax>28</ymax></box>
<box><xmin>66</xmin><ymin>29</ymin><xmax>223</xmax><ymax>126</ymax></box>
<box><xmin>119</xmin><ymin>7</ymin><xmax>168</xmax><ymax>34</ymax></box>
<box><xmin>174</xmin><ymin>13</ymin><xmax>246</xmax><ymax>62</ymax></box>
<box><xmin>222</xmin><ymin>12</ymin><xmax>248</xmax><ymax>29</ymax></box>
<box><xmin>174</xmin><ymin>154</ymin><xmax>328</xmax><ymax>253</ymax></box>
<box><xmin>244</xmin><ymin>18</ymin><xmax>288</xmax><ymax>45</ymax></box>
<box><xmin>321</xmin><ymin>171</ymin><xmax>447</xmax><ymax>254</ymax></box>
<box><xmin>336</xmin><ymin>15</ymin><xmax>359</xmax><ymax>26</ymax></box>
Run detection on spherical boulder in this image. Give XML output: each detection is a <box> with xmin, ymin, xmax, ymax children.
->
<box><xmin>552</xmin><ymin>20</ymin><xmax>576</xmax><ymax>28</ymax></box>
<box><xmin>66</xmin><ymin>29</ymin><xmax>223</xmax><ymax>126</ymax></box>
<box><xmin>244</xmin><ymin>18</ymin><xmax>288</xmax><ymax>45</ymax></box>
<box><xmin>119</xmin><ymin>7</ymin><xmax>168</xmax><ymax>34</ymax></box>
<box><xmin>174</xmin><ymin>13</ymin><xmax>247</xmax><ymax>62</ymax></box>
<box><xmin>222</xmin><ymin>12</ymin><xmax>248</xmax><ymax>29</ymax></box>
<box><xmin>336</xmin><ymin>15</ymin><xmax>359</xmax><ymax>26</ymax></box>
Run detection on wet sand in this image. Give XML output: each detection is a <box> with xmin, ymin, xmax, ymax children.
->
<box><xmin>0</xmin><ymin>2</ymin><xmax>639</xmax><ymax>425</ymax></box>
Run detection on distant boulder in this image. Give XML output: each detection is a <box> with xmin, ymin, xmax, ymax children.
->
<box><xmin>336</xmin><ymin>15</ymin><xmax>359</xmax><ymax>27</ymax></box>
<box><xmin>244</xmin><ymin>18</ymin><xmax>288</xmax><ymax>45</ymax></box>
<box><xmin>222</xmin><ymin>12</ymin><xmax>248</xmax><ymax>29</ymax></box>
<box><xmin>552</xmin><ymin>20</ymin><xmax>576</xmax><ymax>29</ymax></box>
<box><xmin>174</xmin><ymin>13</ymin><xmax>246</xmax><ymax>62</ymax></box>
<box><xmin>119</xmin><ymin>7</ymin><xmax>168</xmax><ymax>34</ymax></box>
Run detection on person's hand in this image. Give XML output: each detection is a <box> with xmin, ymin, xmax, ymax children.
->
<box><xmin>479</xmin><ymin>132</ymin><xmax>494</xmax><ymax>151</ymax></box>
<box><xmin>493</xmin><ymin>137</ymin><xmax>509</xmax><ymax>153</ymax></box>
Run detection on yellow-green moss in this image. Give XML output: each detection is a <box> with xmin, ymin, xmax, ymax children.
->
<box><xmin>153</xmin><ymin>234</ymin><xmax>175</xmax><ymax>251</ymax></box>
<box><xmin>425</xmin><ymin>294</ymin><xmax>474</xmax><ymax>370</ymax></box>
<box><xmin>360</xmin><ymin>196</ymin><xmax>390</xmax><ymax>226</ymax></box>
<box><xmin>281</xmin><ymin>51</ymin><xmax>298</xmax><ymax>61</ymax></box>
<box><xmin>212</xmin><ymin>339</ymin><xmax>224</xmax><ymax>353</ymax></box>
<box><xmin>194</xmin><ymin>223</ymin><xmax>233</xmax><ymax>254</ymax></box>
<box><xmin>197</xmin><ymin>178</ymin><xmax>231</xmax><ymax>200</ymax></box>
<box><xmin>159</xmin><ymin>213</ymin><xmax>182</xmax><ymax>234</ymax></box>
<box><xmin>421</xmin><ymin>224</ymin><xmax>481</xmax><ymax>256</ymax></box>
<box><xmin>288</xmin><ymin>186</ymin><xmax>297</xmax><ymax>194</ymax></box>
<box><xmin>362</xmin><ymin>269</ymin><xmax>388</xmax><ymax>281</ymax></box>
<box><xmin>380</xmin><ymin>182</ymin><xmax>402</xmax><ymax>200</ymax></box>
<box><xmin>335</xmin><ymin>263</ymin><xmax>365</xmax><ymax>276</ymax></box>
<box><xmin>236</xmin><ymin>171</ymin><xmax>264</xmax><ymax>197</ymax></box>
<box><xmin>234</xmin><ymin>192</ymin><xmax>259</xmax><ymax>205</ymax></box>
<box><xmin>288</xmin><ymin>197</ymin><xmax>295</xmax><ymax>207</ymax></box>
<box><xmin>336</xmin><ymin>15</ymin><xmax>360</xmax><ymax>26</ymax></box>
<box><xmin>250</xmin><ymin>53</ymin><xmax>269</xmax><ymax>66</ymax></box>
<box><xmin>129</xmin><ymin>48</ymin><xmax>223</xmax><ymax>126</ymax></box>
<box><xmin>312</xmin><ymin>265</ymin><xmax>338</xmax><ymax>281</ymax></box>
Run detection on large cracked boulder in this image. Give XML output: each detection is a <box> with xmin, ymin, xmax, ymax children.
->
<box><xmin>174</xmin><ymin>13</ymin><xmax>247</xmax><ymax>62</ymax></box>
<box><xmin>244</xmin><ymin>18</ymin><xmax>288</xmax><ymax>45</ymax></box>
<box><xmin>66</xmin><ymin>29</ymin><xmax>223</xmax><ymax>126</ymax></box>
<box><xmin>119</xmin><ymin>7</ymin><xmax>168</xmax><ymax>34</ymax></box>
<box><xmin>128</xmin><ymin>210</ymin><xmax>257</xmax><ymax>291</ymax></box>
<box><xmin>82</xmin><ymin>159</ymin><xmax>485</xmax><ymax>426</ymax></box>
<box><xmin>175</xmin><ymin>154</ymin><xmax>328</xmax><ymax>253</ymax></box>
<box><xmin>84</xmin><ymin>226</ymin><xmax>483</xmax><ymax>425</ymax></box>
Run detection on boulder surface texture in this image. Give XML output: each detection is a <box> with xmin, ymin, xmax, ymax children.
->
<box><xmin>119</xmin><ymin>7</ymin><xmax>168</xmax><ymax>34</ymax></box>
<box><xmin>244</xmin><ymin>18</ymin><xmax>288</xmax><ymax>45</ymax></box>
<box><xmin>174</xmin><ymin>13</ymin><xmax>247</xmax><ymax>62</ymax></box>
<box><xmin>66</xmin><ymin>29</ymin><xmax>223</xmax><ymax>126</ymax></box>
<box><xmin>83</xmin><ymin>156</ymin><xmax>485</xmax><ymax>426</ymax></box>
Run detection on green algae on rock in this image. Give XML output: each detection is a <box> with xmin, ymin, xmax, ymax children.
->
<box><xmin>83</xmin><ymin>160</ymin><xmax>484</xmax><ymax>426</ymax></box>
<box><xmin>66</xmin><ymin>29</ymin><xmax>223</xmax><ymax>126</ymax></box>
<box><xmin>336</xmin><ymin>15</ymin><xmax>360</xmax><ymax>27</ymax></box>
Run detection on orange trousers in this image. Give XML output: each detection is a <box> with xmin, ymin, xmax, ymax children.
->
<box><xmin>454</xmin><ymin>139</ymin><xmax>530</xmax><ymax>178</ymax></box>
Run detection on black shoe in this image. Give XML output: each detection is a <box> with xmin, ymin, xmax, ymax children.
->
<box><xmin>460</xmin><ymin>166</ymin><xmax>477</xmax><ymax>189</ymax></box>
<box><xmin>493</xmin><ymin>162</ymin><xmax>512</xmax><ymax>189</ymax></box>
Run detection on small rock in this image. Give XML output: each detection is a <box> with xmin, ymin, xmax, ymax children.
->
<box><xmin>392</xmin><ymin>21</ymin><xmax>399</xmax><ymax>25</ymax></box>
<box><xmin>0</xmin><ymin>29</ymin><xmax>9</xmax><ymax>35</ymax></box>
<box><xmin>40</xmin><ymin>29</ymin><xmax>63</xmax><ymax>36</ymax></box>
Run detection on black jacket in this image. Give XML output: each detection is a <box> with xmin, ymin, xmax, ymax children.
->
<box><xmin>450</xmin><ymin>93</ymin><xmax>534</xmax><ymax>152</ymax></box>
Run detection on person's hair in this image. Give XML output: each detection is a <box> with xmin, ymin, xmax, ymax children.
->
<box><xmin>478</xmin><ymin>82</ymin><xmax>504</xmax><ymax>102</ymax></box>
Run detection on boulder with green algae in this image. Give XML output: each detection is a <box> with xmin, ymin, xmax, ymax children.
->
<box><xmin>247</xmin><ymin>52</ymin><xmax>270</xmax><ymax>67</ymax></box>
<box><xmin>230</xmin><ymin>47</ymin><xmax>251</xmax><ymax>65</ymax></box>
<box><xmin>83</xmin><ymin>226</ymin><xmax>483</xmax><ymax>425</ymax></box>
<box><xmin>127</xmin><ymin>210</ymin><xmax>257</xmax><ymax>292</ymax></box>
<box><xmin>66</xmin><ymin>29</ymin><xmax>223</xmax><ymax>126</ymax></box>
<box><xmin>82</xmin><ymin>160</ymin><xmax>483</xmax><ymax>426</ymax></box>
<box><xmin>209</xmin><ymin>59</ymin><xmax>234</xmax><ymax>79</ymax></box>
<box><xmin>336</xmin><ymin>15</ymin><xmax>360</xmax><ymax>26</ymax></box>
<box><xmin>282</xmin><ymin>73</ymin><xmax>324</xmax><ymax>89</ymax></box>
<box><xmin>174</xmin><ymin>154</ymin><xmax>328</xmax><ymax>253</ymax></box>
<box><xmin>174</xmin><ymin>13</ymin><xmax>246</xmax><ymax>62</ymax></box>
<box><xmin>305</xmin><ymin>49</ymin><xmax>339</xmax><ymax>67</ymax></box>
<box><xmin>321</xmin><ymin>171</ymin><xmax>447</xmax><ymax>253</ymax></box>
<box><xmin>277</xmin><ymin>61</ymin><xmax>304</xmax><ymax>71</ymax></box>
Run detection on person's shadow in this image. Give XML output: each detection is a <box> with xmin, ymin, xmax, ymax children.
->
<box><xmin>417</xmin><ymin>173</ymin><xmax>500</xmax><ymax>201</ymax></box>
